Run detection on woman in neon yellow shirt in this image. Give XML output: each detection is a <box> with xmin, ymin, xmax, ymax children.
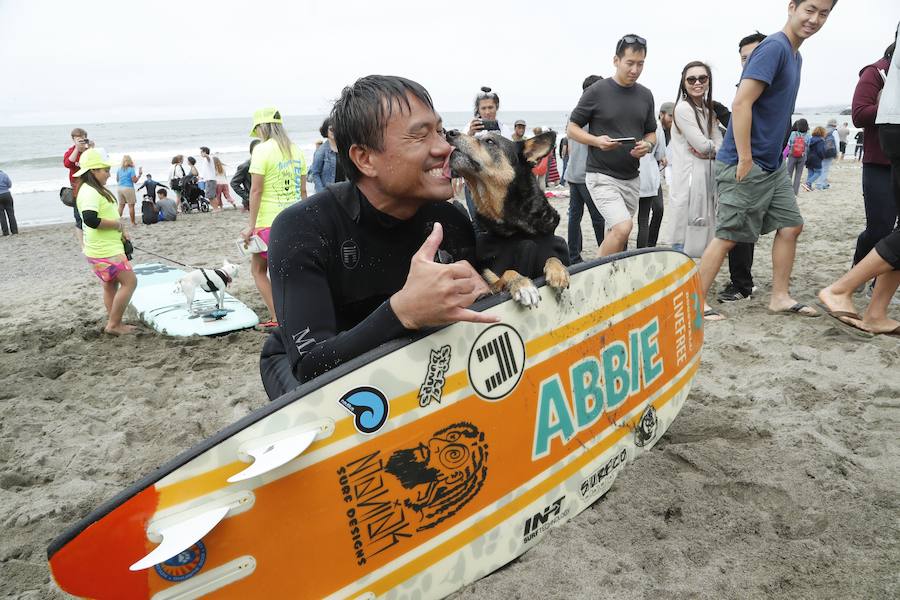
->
<box><xmin>75</xmin><ymin>148</ymin><xmax>138</xmax><ymax>335</ymax></box>
<box><xmin>242</xmin><ymin>107</ymin><xmax>307</xmax><ymax>328</ymax></box>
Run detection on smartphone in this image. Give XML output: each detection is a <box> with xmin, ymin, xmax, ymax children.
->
<box><xmin>609</xmin><ymin>137</ymin><xmax>636</xmax><ymax>144</ymax></box>
<box><xmin>480</xmin><ymin>119</ymin><xmax>500</xmax><ymax>131</ymax></box>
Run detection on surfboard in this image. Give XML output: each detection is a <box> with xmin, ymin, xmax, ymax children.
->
<box><xmin>48</xmin><ymin>249</ymin><xmax>704</xmax><ymax>599</ymax></box>
<box><xmin>129</xmin><ymin>263</ymin><xmax>259</xmax><ymax>336</ymax></box>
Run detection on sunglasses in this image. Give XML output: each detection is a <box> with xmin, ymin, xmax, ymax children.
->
<box><xmin>685</xmin><ymin>75</ymin><xmax>709</xmax><ymax>85</ymax></box>
<box><xmin>616</xmin><ymin>34</ymin><xmax>647</xmax><ymax>53</ymax></box>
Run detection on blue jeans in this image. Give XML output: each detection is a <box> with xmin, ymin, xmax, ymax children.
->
<box><xmin>807</xmin><ymin>167</ymin><xmax>823</xmax><ymax>188</ymax></box>
<box><xmin>567</xmin><ymin>182</ymin><xmax>604</xmax><ymax>262</ymax></box>
<box><xmin>817</xmin><ymin>158</ymin><xmax>833</xmax><ymax>189</ymax></box>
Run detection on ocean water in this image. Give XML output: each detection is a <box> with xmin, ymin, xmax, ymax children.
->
<box><xmin>0</xmin><ymin>111</ymin><xmax>569</xmax><ymax>228</ymax></box>
<box><xmin>0</xmin><ymin>109</ymin><xmax>856</xmax><ymax>228</ymax></box>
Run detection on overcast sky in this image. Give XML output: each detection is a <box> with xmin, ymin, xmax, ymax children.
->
<box><xmin>1</xmin><ymin>0</ymin><xmax>897</xmax><ymax>127</ymax></box>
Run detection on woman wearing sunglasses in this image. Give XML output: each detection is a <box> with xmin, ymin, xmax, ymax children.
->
<box><xmin>663</xmin><ymin>61</ymin><xmax>723</xmax><ymax>257</ymax></box>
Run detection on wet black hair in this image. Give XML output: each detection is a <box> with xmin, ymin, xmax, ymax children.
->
<box><xmin>582</xmin><ymin>75</ymin><xmax>603</xmax><ymax>90</ymax></box>
<box><xmin>791</xmin><ymin>0</ymin><xmax>837</xmax><ymax>7</ymax></box>
<box><xmin>330</xmin><ymin>75</ymin><xmax>435</xmax><ymax>183</ymax></box>
<box><xmin>738</xmin><ymin>31</ymin><xmax>767</xmax><ymax>50</ymax></box>
<box><xmin>249</xmin><ymin>139</ymin><xmax>261</xmax><ymax>155</ymax></box>
<box><xmin>319</xmin><ymin>117</ymin><xmax>331</xmax><ymax>139</ymax></box>
<box><xmin>473</xmin><ymin>86</ymin><xmax>500</xmax><ymax>116</ymax></box>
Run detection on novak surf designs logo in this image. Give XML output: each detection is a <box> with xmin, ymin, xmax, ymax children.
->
<box><xmin>468</xmin><ymin>324</ymin><xmax>526</xmax><ymax>400</ymax></box>
<box><xmin>336</xmin><ymin>422</ymin><xmax>489</xmax><ymax>566</ymax></box>
<box><xmin>339</xmin><ymin>387</ymin><xmax>389</xmax><ymax>434</ymax></box>
<box><xmin>154</xmin><ymin>541</ymin><xmax>206</xmax><ymax>582</ymax></box>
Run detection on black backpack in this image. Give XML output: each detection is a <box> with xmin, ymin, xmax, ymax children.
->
<box><xmin>141</xmin><ymin>200</ymin><xmax>159</xmax><ymax>225</ymax></box>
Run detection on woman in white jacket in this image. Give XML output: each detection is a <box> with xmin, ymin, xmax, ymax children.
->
<box><xmin>662</xmin><ymin>61</ymin><xmax>723</xmax><ymax>257</ymax></box>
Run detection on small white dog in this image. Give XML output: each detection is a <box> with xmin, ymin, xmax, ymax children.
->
<box><xmin>174</xmin><ymin>259</ymin><xmax>239</xmax><ymax>314</ymax></box>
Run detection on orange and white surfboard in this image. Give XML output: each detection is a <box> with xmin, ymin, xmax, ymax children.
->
<box><xmin>48</xmin><ymin>249</ymin><xmax>703</xmax><ymax>599</ymax></box>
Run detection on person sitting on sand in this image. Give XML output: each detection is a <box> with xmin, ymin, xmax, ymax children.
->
<box><xmin>259</xmin><ymin>75</ymin><xmax>496</xmax><ymax>399</ymax></box>
<box><xmin>75</xmin><ymin>148</ymin><xmax>137</xmax><ymax>335</ymax></box>
<box><xmin>156</xmin><ymin>188</ymin><xmax>177</xmax><ymax>221</ymax></box>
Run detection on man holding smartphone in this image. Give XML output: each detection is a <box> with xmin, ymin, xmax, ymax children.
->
<box><xmin>567</xmin><ymin>35</ymin><xmax>657</xmax><ymax>257</ymax></box>
<box><xmin>462</xmin><ymin>86</ymin><xmax>513</xmax><ymax>222</ymax></box>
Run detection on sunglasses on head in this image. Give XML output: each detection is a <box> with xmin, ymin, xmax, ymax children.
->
<box><xmin>685</xmin><ymin>75</ymin><xmax>709</xmax><ymax>85</ymax></box>
<box><xmin>616</xmin><ymin>35</ymin><xmax>647</xmax><ymax>53</ymax></box>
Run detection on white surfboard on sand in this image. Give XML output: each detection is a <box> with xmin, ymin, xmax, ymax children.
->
<box><xmin>50</xmin><ymin>249</ymin><xmax>704</xmax><ymax>599</ymax></box>
<box><xmin>129</xmin><ymin>263</ymin><xmax>258</xmax><ymax>336</ymax></box>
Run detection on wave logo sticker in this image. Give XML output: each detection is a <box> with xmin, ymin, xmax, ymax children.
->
<box><xmin>154</xmin><ymin>541</ymin><xmax>206</xmax><ymax>582</ymax></box>
<box><xmin>339</xmin><ymin>386</ymin><xmax>389</xmax><ymax>434</ymax></box>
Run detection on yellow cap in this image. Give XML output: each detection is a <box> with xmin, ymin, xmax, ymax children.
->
<box><xmin>250</xmin><ymin>107</ymin><xmax>283</xmax><ymax>137</ymax></box>
<box><xmin>73</xmin><ymin>148</ymin><xmax>112</xmax><ymax>177</ymax></box>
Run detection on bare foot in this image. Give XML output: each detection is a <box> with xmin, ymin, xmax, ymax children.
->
<box><xmin>817</xmin><ymin>287</ymin><xmax>859</xmax><ymax>322</ymax></box>
<box><xmin>859</xmin><ymin>316</ymin><xmax>900</xmax><ymax>335</ymax></box>
<box><xmin>769</xmin><ymin>298</ymin><xmax>819</xmax><ymax>317</ymax></box>
<box><xmin>104</xmin><ymin>323</ymin><xmax>137</xmax><ymax>335</ymax></box>
<box><xmin>703</xmin><ymin>303</ymin><xmax>726</xmax><ymax>322</ymax></box>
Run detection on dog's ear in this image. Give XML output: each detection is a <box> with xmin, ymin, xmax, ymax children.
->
<box><xmin>521</xmin><ymin>131</ymin><xmax>557</xmax><ymax>165</ymax></box>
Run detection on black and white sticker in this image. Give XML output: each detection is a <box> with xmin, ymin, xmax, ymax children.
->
<box><xmin>467</xmin><ymin>324</ymin><xmax>525</xmax><ymax>401</ymax></box>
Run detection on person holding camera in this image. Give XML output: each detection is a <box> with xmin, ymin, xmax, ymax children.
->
<box><xmin>462</xmin><ymin>86</ymin><xmax>513</xmax><ymax>221</ymax></box>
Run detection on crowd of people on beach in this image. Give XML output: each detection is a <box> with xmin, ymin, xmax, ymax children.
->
<box><xmin>15</xmin><ymin>0</ymin><xmax>899</xmax><ymax>373</ymax></box>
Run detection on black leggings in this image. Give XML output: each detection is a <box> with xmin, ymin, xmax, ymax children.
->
<box><xmin>0</xmin><ymin>192</ymin><xmax>16</xmax><ymax>235</ymax></box>
<box><xmin>637</xmin><ymin>186</ymin><xmax>663</xmax><ymax>248</ymax></box>
<box><xmin>852</xmin><ymin>163</ymin><xmax>895</xmax><ymax>264</ymax></box>
<box><xmin>874</xmin><ymin>125</ymin><xmax>900</xmax><ymax>269</ymax></box>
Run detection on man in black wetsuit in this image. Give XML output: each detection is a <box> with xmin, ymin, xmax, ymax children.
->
<box><xmin>260</xmin><ymin>75</ymin><xmax>497</xmax><ymax>399</ymax></box>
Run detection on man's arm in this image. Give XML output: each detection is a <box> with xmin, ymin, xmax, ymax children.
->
<box><xmin>270</xmin><ymin>213</ymin><xmax>494</xmax><ymax>383</ymax></box>
<box><xmin>731</xmin><ymin>78</ymin><xmax>767</xmax><ymax>181</ymax></box>
<box><xmin>230</xmin><ymin>161</ymin><xmax>251</xmax><ymax>201</ymax></box>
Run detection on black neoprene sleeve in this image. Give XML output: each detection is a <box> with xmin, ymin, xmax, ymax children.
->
<box><xmin>81</xmin><ymin>210</ymin><xmax>101</xmax><ymax>228</ymax></box>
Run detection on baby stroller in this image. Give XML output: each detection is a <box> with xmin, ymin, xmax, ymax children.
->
<box><xmin>180</xmin><ymin>175</ymin><xmax>210</xmax><ymax>213</ymax></box>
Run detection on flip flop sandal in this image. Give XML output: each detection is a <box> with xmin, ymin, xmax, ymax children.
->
<box><xmin>703</xmin><ymin>308</ymin><xmax>725</xmax><ymax>321</ymax></box>
<box><xmin>876</xmin><ymin>325</ymin><xmax>900</xmax><ymax>338</ymax></box>
<box><xmin>255</xmin><ymin>320</ymin><xmax>279</xmax><ymax>331</ymax></box>
<box><xmin>767</xmin><ymin>303</ymin><xmax>820</xmax><ymax>317</ymax></box>
<box><xmin>816</xmin><ymin>304</ymin><xmax>874</xmax><ymax>339</ymax></box>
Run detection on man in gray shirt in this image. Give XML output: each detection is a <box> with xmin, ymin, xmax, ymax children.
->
<box><xmin>156</xmin><ymin>189</ymin><xmax>177</xmax><ymax>221</ymax></box>
<box><xmin>567</xmin><ymin>34</ymin><xmax>657</xmax><ymax>256</ymax></box>
<box><xmin>566</xmin><ymin>75</ymin><xmax>606</xmax><ymax>263</ymax></box>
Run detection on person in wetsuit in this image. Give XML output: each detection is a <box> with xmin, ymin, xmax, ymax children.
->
<box><xmin>260</xmin><ymin>75</ymin><xmax>497</xmax><ymax>399</ymax></box>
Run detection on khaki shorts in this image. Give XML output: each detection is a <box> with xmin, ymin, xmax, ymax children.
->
<box><xmin>117</xmin><ymin>187</ymin><xmax>137</xmax><ymax>206</ymax></box>
<box><xmin>715</xmin><ymin>161</ymin><xmax>803</xmax><ymax>243</ymax></box>
<box><xmin>584</xmin><ymin>172</ymin><xmax>640</xmax><ymax>230</ymax></box>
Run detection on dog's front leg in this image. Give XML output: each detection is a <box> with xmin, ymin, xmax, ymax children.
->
<box><xmin>543</xmin><ymin>257</ymin><xmax>570</xmax><ymax>296</ymax></box>
<box><xmin>216</xmin><ymin>290</ymin><xmax>225</xmax><ymax>311</ymax></box>
<box><xmin>183</xmin><ymin>284</ymin><xmax>196</xmax><ymax>314</ymax></box>
<box><xmin>483</xmin><ymin>268</ymin><xmax>540</xmax><ymax>308</ymax></box>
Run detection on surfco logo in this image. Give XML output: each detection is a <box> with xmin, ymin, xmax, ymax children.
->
<box><xmin>339</xmin><ymin>386</ymin><xmax>389</xmax><ymax>434</ymax></box>
<box><xmin>468</xmin><ymin>324</ymin><xmax>526</xmax><ymax>400</ymax></box>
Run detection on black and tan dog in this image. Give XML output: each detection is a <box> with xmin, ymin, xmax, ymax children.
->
<box><xmin>447</xmin><ymin>129</ymin><xmax>569</xmax><ymax>307</ymax></box>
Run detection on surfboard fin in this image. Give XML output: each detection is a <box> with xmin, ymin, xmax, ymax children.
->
<box><xmin>226</xmin><ymin>428</ymin><xmax>319</xmax><ymax>483</ymax></box>
<box><xmin>129</xmin><ymin>506</ymin><xmax>229</xmax><ymax>571</ymax></box>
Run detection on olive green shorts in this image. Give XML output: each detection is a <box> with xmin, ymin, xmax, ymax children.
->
<box><xmin>714</xmin><ymin>161</ymin><xmax>804</xmax><ymax>244</ymax></box>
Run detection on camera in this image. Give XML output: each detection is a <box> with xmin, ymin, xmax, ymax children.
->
<box><xmin>480</xmin><ymin>119</ymin><xmax>500</xmax><ymax>131</ymax></box>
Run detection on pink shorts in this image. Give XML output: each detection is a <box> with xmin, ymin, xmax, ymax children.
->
<box><xmin>256</xmin><ymin>227</ymin><xmax>272</xmax><ymax>259</ymax></box>
<box><xmin>87</xmin><ymin>255</ymin><xmax>133</xmax><ymax>283</ymax></box>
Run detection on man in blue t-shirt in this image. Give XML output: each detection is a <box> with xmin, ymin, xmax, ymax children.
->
<box><xmin>699</xmin><ymin>0</ymin><xmax>837</xmax><ymax>321</ymax></box>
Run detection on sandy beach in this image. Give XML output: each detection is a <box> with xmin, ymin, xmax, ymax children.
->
<box><xmin>1</xmin><ymin>162</ymin><xmax>897</xmax><ymax>599</ymax></box>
